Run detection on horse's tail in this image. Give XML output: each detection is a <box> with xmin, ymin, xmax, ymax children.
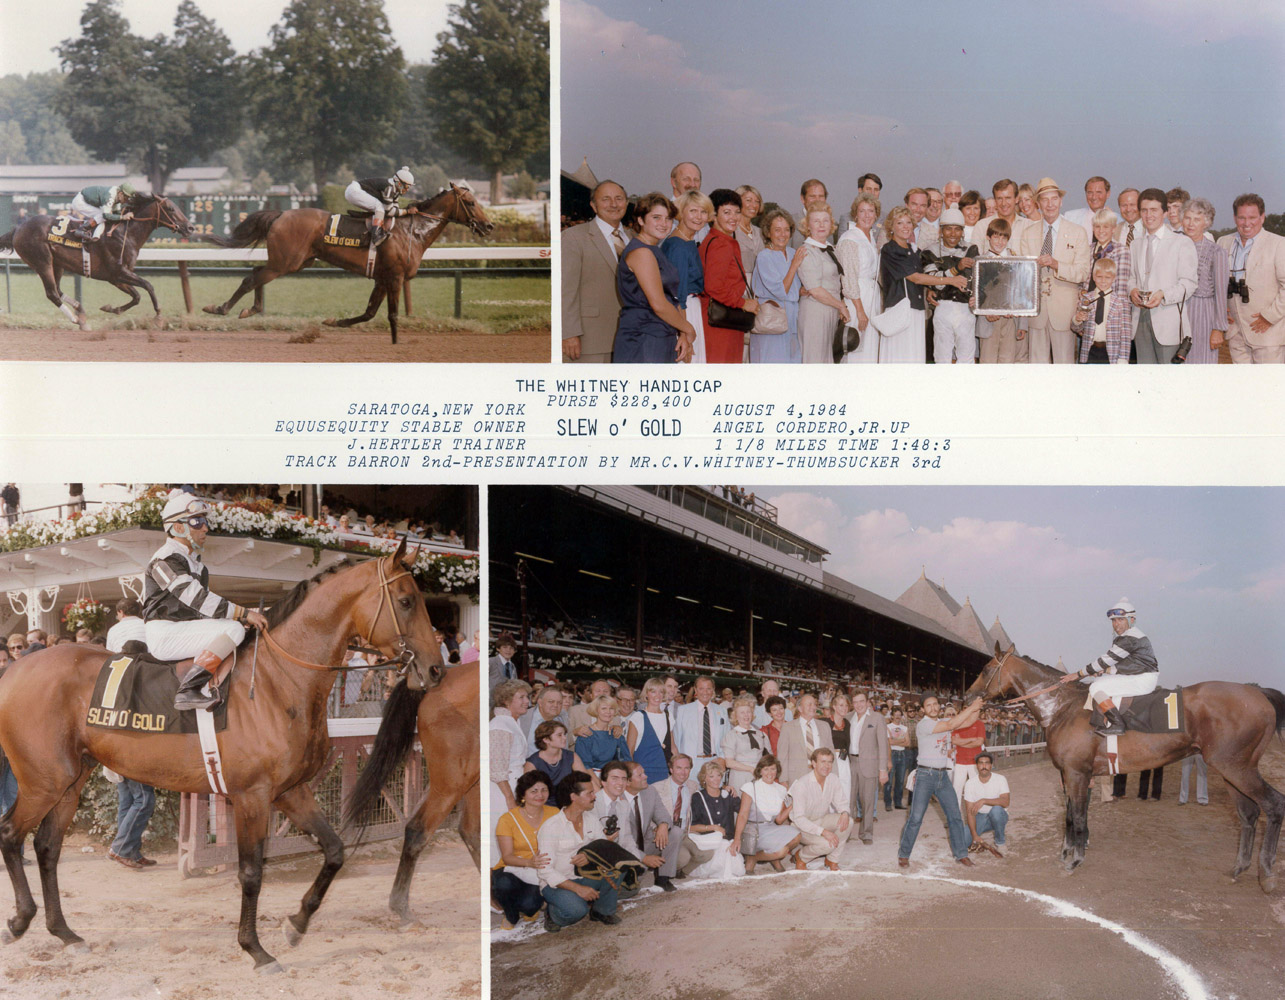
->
<box><xmin>1259</xmin><ymin>685</ymin><xmax>1285</xmax><ymax>737</ymax></box>
<box><xmin>207</xmin><ymin>211</ymin><xmax>282</xmax><ymax>249</ymax></box>
<box><xmin>343</xmin><ymin>679</ymin><xmax>426</xmax><ymax>829</ymax></box>
<box><xmin>0</xmin><ymin>229</ymin><xmax>14</xmax><ymax>252</ymax></box>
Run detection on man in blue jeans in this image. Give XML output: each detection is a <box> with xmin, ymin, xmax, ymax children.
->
<box><xmin>108</xmin><ymin>777</ymin><xmax>157</xmax><ymax>869</ymax></box>
<box><xmin>898</xmin><ymin>695</ymin><xmax>983</xmax><ymax>869</ymax></box>
<box><xmin>537</xmin><ymin>771</ymin><xmax>620</xmax><ymax>931</ymax></box>
<box><xmin>885</xmin><ymin>707</ymin><xmax>910</xmax><ymax>809</ymax></box>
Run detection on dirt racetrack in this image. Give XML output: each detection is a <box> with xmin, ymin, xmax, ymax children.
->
<box><xmin>0</xmin><ymin>325</ymin><xmax>550</xmax><ymax>363</ymax></box>
<box><xmin>492</xmin><ymin>746</ymin><xmax>1285</xmax><ymax>1000</ymax></box>
<box><xmin>2</xmin><ymin>831</ymin><xmax>479</xmax><ymax>1000</ymax></box>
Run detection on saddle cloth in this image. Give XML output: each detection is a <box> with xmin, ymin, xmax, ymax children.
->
<box><xmin>86</xmin><ymin>651</ymin><xmax>230</xmax><ymax>735</ymax></box>
<box><xmin>46</xmin><ymin>214</ymin><xmax>91</xmax><ymax>250</ymax></box>
<box><xmin>1089</xmin><ymin>684</ymin><xmax>1185</xmax><ymax>734</ymax></box>
<box><xmin>323</xmin><ymin>213</ymin><xmax>381</xmax><ymax>247</ymax></box>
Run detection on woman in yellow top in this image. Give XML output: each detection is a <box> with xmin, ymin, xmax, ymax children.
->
<box><xmin>491</xmin><ymin>771</ymin><xmax>558</xmax><ymax>928</ymax></box>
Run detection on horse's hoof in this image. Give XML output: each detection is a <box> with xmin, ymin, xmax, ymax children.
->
<box><xmin>322</xmin><ymin>318</ymin><xmax>339</xmax><ymax>327</ymax></box>
<box><xmin>63</xmin><ymin>940</ymin><xmax>90</xmax><ymax>955</ymax></box>
<box><xmin>1</xmin><ymin>927</ymin><xmax>15</xmax><ymax>945</ymax></box>
<box><xmin>1261</xmin><ymin>875</ymin><xmax>1278</xmax><ymax>894</ymax></box>
<box><xmin>201</xmin><ymin>305</ymin><xmax>224</xmax><ymax>315</ymax></box>
<box><xmin>255</xmin><ymin>960</ymin><xmax>284</xmax><ymax>975</ymax></box>
<box><xmin>100</xmin><ymin>305</ymin><xmax>115</xmax><ymax>313</ymax></box>
<box><xmin>282</xmin><ymin>917</ymin><xmax>303</xmax><ymax>948</ymax></box>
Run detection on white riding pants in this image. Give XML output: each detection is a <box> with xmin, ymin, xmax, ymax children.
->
<box><xmin>344</xmin><ymin>182</ymin><xmax>385</xmax><ymax>223</ymax></box>
<box><xmin>71</xmin><ymin>194</ymin><xmax>107</xmax><ymax>237</ymax></box>
<box><xmin>1088</xmin><ymin>672</ymin><xmax>1158</xmax><ymax>705</ymax></box>
<box><xmin>933</xmin><ymin>300</ymin><xmax>976</xmax><ymax>364</ymax></box>
<box><xmin>144</xmin><ymin>618</ymin><xmax>245</xmax><ymax>661</ymax></box>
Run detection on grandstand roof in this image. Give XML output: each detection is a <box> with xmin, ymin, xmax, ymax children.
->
<box><xmin>949</xmin><ymin>597</ymin><xmax>994</xmax><ymax>652</ymax></box>
<box><xmin>989</xmin><ymin>615</ymin><xmax>1015</xmax><ymax>652</ymax></box>
<box><xmin>820</xmin><ymin>571</ymin><xmax>984</xmax><ymax>654</ymax></box>
<box><xmin>894</xmin><ymin>569</ymin><xmax>963</xmax><ymax>625</ymax></box>
<box><xmin>562</xmin><ymin>157</ymin><xmax>598</xmax><ymax>189</ymax></box>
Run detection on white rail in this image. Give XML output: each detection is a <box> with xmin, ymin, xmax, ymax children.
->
<box><xmin>1</xmin><ymin>246</ymin><xmax>549</xmax><ymax>262</ymax></box>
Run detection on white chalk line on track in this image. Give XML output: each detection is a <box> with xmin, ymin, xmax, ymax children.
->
<box><xmin>491</xmin><ymin>866</ymin><xmax>1213</xmax><ymax>1000</ymax></box>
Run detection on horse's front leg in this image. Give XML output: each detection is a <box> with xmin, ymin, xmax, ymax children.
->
<box><xmin>112</xmin><ymin>268</ymin><xmax>161</xmax><ymax>317</ymax></box>
<box><xmin>272</xmin><ymin>783</ymin><xmax>344</xmax><ymax>946</ymax></box>
<box><xmin>101</xmin><ymin>280</ymin><xmax>142</xmax><ymax>314</ymax></box>
<box><xmin>230</xmin><ymin>792</ymin><xmax>280</xmax><ymax>971</ymax></box>
<box><xmin>1064</xmin><ymin>769</ymin><xmax>1091</xmax><ymax>872</ymax></box>
<box><xmin>325</xmin><ymin>282</ymin><xmax>386</xmax><ymax>328</ymax></box>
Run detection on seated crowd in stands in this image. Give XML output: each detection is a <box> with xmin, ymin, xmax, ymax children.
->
<box><xmin>490</xmin><ymin>670</ymin><xmax>1036</xmax><ymax>932</ymax></box>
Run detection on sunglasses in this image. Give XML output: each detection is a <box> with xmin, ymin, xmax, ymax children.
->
<box><xmin>1106</xmin><ymin>608</ymin><xmax>1130</xmax><ymax>618</ymax></box>
<box><xmin>8</xmin><ymin>644</ymin><xmax>25</xmax><ymax>651</ymax></box>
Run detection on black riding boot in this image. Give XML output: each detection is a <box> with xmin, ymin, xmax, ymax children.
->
<box><xmin>174</xmin><ymin>665</ymin><xmax>219</xmax><ymax>711</ymax></box>
<box><xmin>1095</xmin><ymin>706</ymin><xmax>1128</xmax><ymax>737</ymax></box>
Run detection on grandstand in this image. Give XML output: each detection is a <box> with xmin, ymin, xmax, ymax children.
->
<box><xmin>490</xmin><ymin>485</ymin><xmax>998</xmax><ymax>696</ymax></box>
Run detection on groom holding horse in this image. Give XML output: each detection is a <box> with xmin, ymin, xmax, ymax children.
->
<box><xmin>143</xmin><ymin>491</ymin><xmax>268</xmax><ymax>710</ymax></box>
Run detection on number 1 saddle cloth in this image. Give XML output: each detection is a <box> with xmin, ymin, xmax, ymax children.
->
<box><xmin>87</xmin><ymin>651</ymin><xmax>231</xmax><ymax>735</ymax></box>
<box><xmin>1088</xmin><ymin>685</ymin><xmax>1185</xmax><ymax>735</ymax></box>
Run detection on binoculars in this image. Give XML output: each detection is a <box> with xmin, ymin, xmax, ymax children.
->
<box><xmin>1228</xmin><ymin>277</ymin><xmax>1250</xmax><ymax>303</ymax></box>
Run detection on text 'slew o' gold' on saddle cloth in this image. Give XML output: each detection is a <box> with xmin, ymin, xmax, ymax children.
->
<box><xmin>87</xmin><ymin>652</ymin><xmax>231</xmax><ymax>736</ymax></box>
<box><xmin>322</xmin><ymin>213</ymin><xmax>374</xmax><ymax>248</ymax></box>
<box><xmin>1089</xmin><ymin>685</ymin><xmax>1185</xmax><ymax>736</ymax></box>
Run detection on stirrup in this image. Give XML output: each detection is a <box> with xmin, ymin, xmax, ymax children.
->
<box><xmin>174</xmin><ymin>667</ymin><xmax>220</xmax><ymax>711</ymax></box>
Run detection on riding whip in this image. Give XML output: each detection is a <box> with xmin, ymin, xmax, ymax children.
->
<box><xmin>249</xmin><ymin>600</ymin><xmax>262</xmax><ymax>699</ymax></box>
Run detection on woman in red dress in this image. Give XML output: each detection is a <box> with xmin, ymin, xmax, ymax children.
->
<box><xmin>699</xmin><ymin>188</ymin><xmax>759</xmax><ymax>363</ymax></box>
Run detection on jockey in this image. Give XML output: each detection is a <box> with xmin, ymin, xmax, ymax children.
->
<box><xmin>344</xmin><ymin>166</ymin><xmax>414</xmax><ymax>247</ymax></box>
<box><xmin>1077</xmin><ymin>599</ymin><xmax>1159</xmax><ymax>737</ymax></box>
<box><xmin>71</xmin><ymin>182</ymin><xmax>136</xmax><ymax>243</ymax></box>
<box><xmin>142</xmin><ymin>491</ymin><xmax>268</xmax><ymax>711</ymax></box>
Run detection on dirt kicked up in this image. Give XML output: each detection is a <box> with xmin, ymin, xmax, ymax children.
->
<box><xmin>2</xmin><ymin>832</ymin><xmax>480</xmax><ymax>1000</ymax></box>
<box><xmin>493</xmin><ymin>745</ymin><xmax>1285</xmax><ymax>1000</ymax></box>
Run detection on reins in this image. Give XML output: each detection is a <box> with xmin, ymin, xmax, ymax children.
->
<box><xmin>979</xmin><ymin>647</ymin><xmax>1079</xmax><ymax>706</ymax></box>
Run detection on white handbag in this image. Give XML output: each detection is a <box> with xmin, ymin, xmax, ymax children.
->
<box><xmin>871</xmin><ymin>295</ymin><xmax>911</xmax><ymax>338</ymax></box>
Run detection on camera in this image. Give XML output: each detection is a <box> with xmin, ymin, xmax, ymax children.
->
<box><xmin>603</xmin><ymin>814</ymin><xmax>618</xmax><ymax>836</ymax></box>
<box><xmin>1228</xmin><ymin>277</ymin><xmax>1249</xmax><ymax>304</ymax></box>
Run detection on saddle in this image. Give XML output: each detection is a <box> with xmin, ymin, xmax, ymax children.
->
<box><xmin>1088</xmin><ymin>685</ymin><xmax>1185</xmax><ymax>735</ymax></box>
<box><xmin>86</xmin><ymin>649</ymin><xmax>231</xmax><ymax>735</ymax></box>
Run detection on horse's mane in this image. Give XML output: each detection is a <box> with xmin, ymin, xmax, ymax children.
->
<box><xmin>235</xmin><ymin>562</ymin><xmax>345</xmax><ymax>651</ymax></box>
<box><xmin>412</xmin><ymin>182</ymin><xmax>472</xmax><ymax>210</ymax></box>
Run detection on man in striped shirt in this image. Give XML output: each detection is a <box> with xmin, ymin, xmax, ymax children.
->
<box><xmin>1076</xmin><ymin>599</ymin><xmax>1158</xmax><ymax>736</ymax></box>
<box><xmin>143</xmin><ymin>491</ymin><xmax>268</xmax><ymax>710</ymax></box>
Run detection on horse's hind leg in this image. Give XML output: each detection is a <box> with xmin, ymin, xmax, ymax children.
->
<box><xmin>1</xmin><ymin>764</ymin><xmax>85</xmax><ymax>944</ymax></box>
<box><xmin>101</xmin><ymin>280</ymin><xmax>142</xmax><ymax>314</ymax></box>
<box><xmin>230</xmin><ymin>794</ymin><xmax>279</xmax><ymax>971</ymax></box>
<box><xmin>325</xmin><ymin>283</ymin><xmax>386</xmax><ymax>329</ymax></box>
<box><xmin>1</xmin><ymin>795</ymin><xmax>40</xmax><ymax>944</ymax></box>
<box><xmin>1228</xmin><ymin>788</ymin><xmax>1260</xmax><ymax>882</ymax></box>
<box><xmin>38</xmin><ymin>259</ymin><xmax>88</xmax><ymax>330</ymax></box>
<box><xmin>33</xmin><ymin>767</ymin><xmax>92</xmax><ymax>948</ymax></box>
<box><xmin>203</xmin><ymin>266</ymin><xmax>280</xmax><ymax>318</ymax></box>
<box><xmin>458</xmin><ymin>781</ymin><xmax>481</xmax><ymax>870</ymax></box>
<box><xmin>272</xmin><ymin>783</ymin><xmax>343</xmax><ymax>947</ymax></box>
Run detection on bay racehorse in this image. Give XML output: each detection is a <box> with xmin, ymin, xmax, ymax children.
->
<box><xmin>965</xmin><ymin>644</ymin><xmax>1285</xmax><ymax>890</ymax></box>
<box><xmin>203</xmin><ymin>184</ymin><xmax>494</xmax><ymax>344</ymax></box>
<box><xmin>343</xmin><ymin>662</ymin><xmax>480</xmax><ymax>922</ymax></box>
<box><xmin>0</xmin><ymin>195</ymin><xmax>194</xmax><ymax>328</ymax></box>
<box><xmin>0</xmin><ymin>538</ymin><xmax>444</xmax><ymax>970</ymax></box>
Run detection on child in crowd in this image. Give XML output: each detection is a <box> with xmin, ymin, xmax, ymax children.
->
<box><xmin>971</xmin><ymin>218</ymin><xmax>1022</xmax><ymax>363</ymax></box>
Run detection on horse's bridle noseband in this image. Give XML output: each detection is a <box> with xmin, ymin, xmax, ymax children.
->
<box><xmin>364</xmin><ymin>556</ymin><xmax>432</xmax><ymax>686</ymax></box>
<box><xmin>129</xmin><ymin>198</ymin><xmax>192</xmax><ymax>236</ymax></box>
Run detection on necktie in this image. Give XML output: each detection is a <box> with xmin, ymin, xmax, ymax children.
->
<box><xmin>747</xmin><ymin>730</ymin><xmax>760</xmax><ymax>751</ymax></box>
<box><xmin>702</xmin><ymin>706</ymin><xmax>711</xmax><ymax>755</ymax></box>
<box><xmin>633</xmin><ymin>795</ymin><xmax>644</xmax><ymax>847</ymax></box>
<box><xmin>1126</xmin><ymin>224</ymin><xmax>1135</xmax><ymax>247</ymax></box>
<box><xmin>611</xmin><ymin>228</ymin><xmax>626</xmax><ymax>258</ymax></box>
<box><xmin>665</xmin><ymin>705</ymin><xmax>674</xmax><ymax>755</ymax></box>
<box><xmin>1144</xmin><ymin>234</ymin><xmax>1154</xmax><ymax>278</ymax></box>
<box><xmin>821</xmin><ymin>244</ymin><xmax>846</xmax><ymax>278</ymax></box>
<box><xmin>673</xmin><ymin>785</ymin><xmax>683</xmax><ymax>825</ymax></box>
<box><xmin>1094</xmin><ymin>291</ymin><xmax>1107</xmax><ymax>324</ymax></box>
<box><xmin>804</xmin><ymin>722</ymin><xmax>815</xmax><ymax>754</ymax></box>
<box><xmin>503</xmin><ymin>659</ymin><xmax>513</xmax><ymax>679</ymax></box>
<box><xmin>1041</xmin><ymin>224</ymin><xmax>1053</xmax><ymax>258</ymax></box>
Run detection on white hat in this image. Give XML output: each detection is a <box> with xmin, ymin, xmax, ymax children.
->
<box><xmin>939</xmin><ymin>207</ymin><xmax>966</xmax><ymax>228</ymax></box>
<box><xmin>1106</xmin><ymin>599</ymin><xmax>1136</xmax><ymax>619</ymax></box>
<box><xmin>394</xmin><ymin>166</ymin><xmax>414</xmax><ymax>187</ymax></box>
<box><xmin>161</xmin><ymin>490</ymin><xmax>210</xmax><ymax>526</ymax></box>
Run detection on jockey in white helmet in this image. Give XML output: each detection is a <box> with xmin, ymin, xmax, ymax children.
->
<box><xmin>142</xmin><ymin>490</ymin><xmax>268</xmax><ymax>711</ymax></box>
<box><xmin>343</xmin><ymin>166</ymin><xmax>414</xmax><ymax>247</ymax></box>
<box><xmin>1077</xmin><ymin>598</ymin><xmax>1159</xmax><ymax>737</ymax></box>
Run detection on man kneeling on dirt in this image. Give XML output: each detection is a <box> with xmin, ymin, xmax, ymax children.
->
<box><xmin>788</xmin><ymin>748</ymin><xmax>851</xmax><ymax>871</ymax></box>
<box><xmin>964</xmin><ymin>752</ymin><xmax>1010</xmax><ymax>857</ymax></box>
<box><xmin>143</xmin><ymin>491</ymin><xmax>268</xmax><ymax>711</ymax></box>
<box><xmin>344</xmin><ymin>167</ymin><xmax>414</xmax><ymax>247</ymax></box>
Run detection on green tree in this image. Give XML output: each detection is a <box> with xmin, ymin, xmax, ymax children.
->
<box><xmin>0</xmin><ymin>120</ymin><xmax>26</xmax><ymax>165</ymax></box>
<box><xmin>54</xmin><ymin>0</ymin><xmax>243</xmax><ymax>192</ymax></box>
<box><xmin>425</xmin><ymin>0</ymin><xmax>549</xmax><ymax>205</ymax></box>
<box><xmin>0</xmin><ymin>71</ymin><xmax>89</xmax><ymax>164</ymax></box>
<box><xmin>251</xmin><ymin>0</ymin><xmax>408</xmax><ymax>189</ymax></box>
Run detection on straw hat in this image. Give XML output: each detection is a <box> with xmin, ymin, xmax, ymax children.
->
<box><xmin>1034</xmin><ymin>177</ymin><xmax>1065</xmax><ymax>198</ymax></box>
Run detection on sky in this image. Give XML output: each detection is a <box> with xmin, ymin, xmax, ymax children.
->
<box><xmin>751</xmin><ymin>486</ymin><xmax>1285</xmax><ymax>689</ymax></box>
<box><xmin>562</xmin><ymin>0</ymin><xmax>1285</xmax><ymax>222</ymax></box>
<box><xmin>0</xmin><ymin>0</ymin><xmax>452</xmax><ymax>76</ymax></box>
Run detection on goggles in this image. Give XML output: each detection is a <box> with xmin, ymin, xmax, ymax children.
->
<box><xmin>1106</xmin><ymin>608</ymin><xmax>1132</xmax><ymax>619</ymax></box>
<box><xmin>184</xmin><ymin>516</ymin><xmax>209</xmax><ymax>529</ymax></box>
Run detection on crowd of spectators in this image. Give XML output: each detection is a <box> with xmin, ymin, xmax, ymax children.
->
<box><xmin>564</xmin><ymin>163</ymin><xmax>1282</xmax><ymax>365</ymax></box>
<box><xmin>490</xmin><ymin>668</ymin><xmax>1038</xmax><ymax>932</ymax></box>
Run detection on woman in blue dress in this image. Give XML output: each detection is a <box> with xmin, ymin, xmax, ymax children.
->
<box><xmin>749</xmin><ymin>208</ymin><xmax>802</xmax><ymax>363</ymax></box>
<box><xmin>613</xmin><ymin>193</ymin><xmax>695</xmax><ymax>363</ymax></box>
<box><xmin>575</xmin><ymin>694</ymin><xmax>632</xmax><ymax>775</ymax></box>
<box><xmin>625</xmin><ymin>677</ymin><xmax>671</xmax><ymax>784</ymax></box>
<box><xmin>660</xmin><ymin>190</ymin><xmax>712</xmax><ymax>363</ymax></box>
<box><xmin>522</xmin><ymin>721</ymin><xmax>587</xmax><ymax>789</ymax></box>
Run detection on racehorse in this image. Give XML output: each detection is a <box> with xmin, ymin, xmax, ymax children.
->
<box><xmin>965</xmin><ymin>644</ymin><xmax>1285</xmax><ymax>890</ymax></box>
<box><xmin>202</xmin><ymin>184</ymin><xmax>494</xmax><ymax>344</ymax></box>
<box><xmin>342</xmin><ymin>662</ymin><xmax>480</xmax><ymax>923</ymax></box>
<box><xmin>0</xmin><ymin>538</ymin><xmax>445</xmax><ymax>971</ymax></box>
<box><xmin>0</xmin><ymin>195</ymin><xmax>194</xmax><ymax>328</ymax></box>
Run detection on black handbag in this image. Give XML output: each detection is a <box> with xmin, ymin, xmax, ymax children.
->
<box><xmin>705</xmin><ymin>235</ymin><xmax>757</xmax><ymax>332</ymax></box>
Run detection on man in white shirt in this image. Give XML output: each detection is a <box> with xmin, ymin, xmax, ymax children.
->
<box><xmin>537</xmin><ymin>772</ymin><xmax>620</xmax><ymax>930</ymax></box>
<box><xmin>674</xmin><ymin>676</ymin><xmax>729</xmax><ymax>770</ymax></box>
<box><xmin>593</xmin><ymin>761</ymin><xmax>666</xmax><ymax>893</ymax></box>
<box><xmin>105</xmin><ymin>598</ymin><xmax>147</xmax><ymax>653</ymax></box>
<box><xmin>752</xmin><ymin>678</ymin><xmax>793</xmax><ymax>728</ymax></box>
<box><xmin>788</xmin><ymin>748</ymin><xmax>850</xmax><ymax>870</ymax></box>
<box><xmin>963</xmin><ymin>752</ymin><xmax>1011</xmax><ymax>856</ymax></box>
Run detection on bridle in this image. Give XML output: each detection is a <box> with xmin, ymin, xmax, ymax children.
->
<box><xmin>977</xmin><ymin>646</ymin><xmax>1073</xmax><ymax>707</ymax></box>
<box><xmin>125</xmin><ymin>198</ymin><xmax>192</xmax><ymax>237</ymax></box>
<box><xmin>412</xmin><ymin>188</ymin><xmax>491</xmax><ymax>238</ymax></box>
<box><xmin>975</xmin><ymin>647</ymin><xmax>1012</xmax><ymax>704</ymax></box>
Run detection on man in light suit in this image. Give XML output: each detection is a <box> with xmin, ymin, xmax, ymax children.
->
<box><xmin>1064</xmin><ymin>175</ymin><xmax>1111</xmax><ymax>236</ymax></box>
<box><xmin>1128</xmin><ymin>187</ymin><xmax>1197</xmax><ymax>364</ymax></box>
<box><xmin>1218</xmin><ymin>193</ymin><xmax>1285</xmax><ymax>364</ymax></box>
<box><xmin>1020</xmin><ymin>177</ymin><xmax>1091</xmax><ymax>363</ymax></box>
<box><xmin>1116</xmin><ymin>188</ymin><xmax>1145</xmax><ymax>248</ymax></box>
<box><xmin>674</xmin><ymin>676</ymin><xmax>729</xmax><ymax>773</ymax></box>
<box><xmin>561</xmin><ymin>179</ymin><xmax>632</xmax><ymax>363</ymax></box>
<box><xmin>776</xmin><ymin>693</ymin><xmax>834</xmax><ymax>786</ymax></box>
<box><xmin>519</xmin><ymin>685</ymin><xmax>570</xmax><ymax>756</ymax></box>
<box><xmin>487</xmin><ymin>632</ymin><xmax>518</xmax><ymax>691</ymax></box>
<box><xmin>652</xmin><ymin>753</ymin><xmax>714</xmax><ymax>878</ymax></box>
<box><xmin>848</xmin><ymin>691</ymin><xmax>890</xmax><ymax>845</ymax></box>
